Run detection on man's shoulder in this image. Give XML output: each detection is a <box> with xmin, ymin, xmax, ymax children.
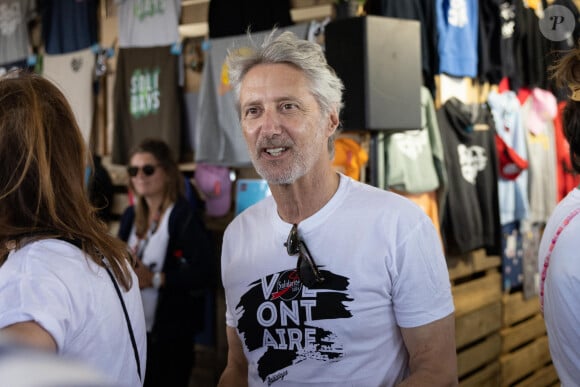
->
<box><xmin>347</xmin><ymin>178</ymin><xmax>423</xmax><ymax>212</ymax></box>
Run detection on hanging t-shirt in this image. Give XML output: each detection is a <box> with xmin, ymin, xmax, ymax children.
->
<box><xmin>332</xmin><ymin>137</ymin><xmax>368</xmax><ymax>181</ymax></box>
<box><xmin>501</xmin><ymin>220</ymin><xmax>524</xmax><ymax>291</ymax></box>
<box><xmin>208</xmin><ymin>0</ymin><xmax>293</xmax><ymax>38</ymax></box>
<box><xmin>384</xmin><ymin>86</ymin><xmax>447</xmax><ymax>199</ymax></box>
<box><xmin>41</xmin><ymin>0</ymin><xmax>98</xmax><ymax>55</ymax></box>
<box><xmin>42</xmin><ymin>48</ymin><xmax>95</xmax><ymax>146</ymax></box>
<box><xmin>513</xmin><ymin>1</ymin><xmax>549</xmax><ymax>90</ymax></box>
<box><xmin>116</xmin><ymin>0</ymin><xmax>180</xmax><ymax>48</ymax></box>
<box><xmin>498</xmin><ymin>0</ymin><xmax>519</xmax><ymax>87</ymax></box>
<box><xmin>112</xmin><ymin>45</ymin><xmax>181</xmax><ymax>164</ymax></box>
<box><xmin>521</xmin><ymin>88</ymin><xmax>558</xmax><ymax>224</ymax></box>
<box><xmin>487</xmin><ymin>90</ymin><xmax>529</xmax><ymax>225</ymax></box>
<box><xmin>436</xmin><ymin>0</ymin><xmax>479</xmax><ymax>77</ymax></box>
<box><xmin>0</xmin><ymin>0</ymin><xmax>36</xmax><ymax>65</ymax></box>
<box><xmin>477</xmin><ymin>0</ymin><xmax>502</xmax><ymax>84</ymax></box>
<box><xmin>195</xmin><ymin>23</ymin><xmax>309</xmax><ymax>166</ymax></box>
<box><xmin>437</xmin><ymin>97</ymin><xmax>502</xmax><ymax>256</ymax></box>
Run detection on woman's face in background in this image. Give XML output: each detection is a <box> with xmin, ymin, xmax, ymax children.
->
<box><xmin>128</xmin><ymin>152</ymin><xmax>167</xmax><ymax>200</ymax></box>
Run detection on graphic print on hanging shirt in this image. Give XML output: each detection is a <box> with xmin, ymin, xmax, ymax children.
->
<box><xmin>133</xmin><ymin>0</ymin><xmax>165</xmax><ymax>20</ymax></box>
<box><xmin>116</xmin><ymin>0</ymin><xmax>181</xmax><ymax>48</ymax></box>
<box><xmin>500</xmin><ymin>2</ymin><xmax>516</xmax><ymax>39</ymax></box>
<box><xmin>0</xmin><ymin>0</ymin><xmax>35</xmax><ymax>65</ymax></box>
<box><xmin>393</xmin><ymin>129</ymin><xmax>429</xmax><ymax>160</ymax></box>
<box><xmin>130</xmin><ymin>68</ymin><xmax>161</xmax><ymax>118</ymax></box>
<box><xmin>457</xmin><ymin>144</ymin><xmax>487</xmax><ymax>184</ymax></box>
<box><xmin>235</xmin><ymin>268</ymin><xmax>352</xmax><ymax>383</ymax></box>
<box><xmin>448</xmin><ymin>0</ymin><xmax>468</xmax><ymax>27</ymax></box>
<box><xmin>0</xmin><ymin>2</ymin><xmax>20</xmax><ymax>36</ymax></box>
<box><xmin>113</xmin><ymin>45</ymin><xmax>180</xmax><ymax>164</ymax></box>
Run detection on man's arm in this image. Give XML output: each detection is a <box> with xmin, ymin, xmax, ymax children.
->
<box><xmin>1</xmin><ymin>321</ymin><xmax>57</xmax><ymax>352</ymax></box>
<box><xmin>399</xmin><ymin>313</ymin><xmax>458</xmax><ymax>386</ymax></box>
<box><xmin>218</xmin><ymin>326</ymin><xmax>248</xmax><ymax>387</ymax></box>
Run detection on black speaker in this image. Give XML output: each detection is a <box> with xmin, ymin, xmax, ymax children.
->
<box><xmin>325</xmin><ymin>16</ymin><xmax>422</xmax><ymax>131</ymax></box>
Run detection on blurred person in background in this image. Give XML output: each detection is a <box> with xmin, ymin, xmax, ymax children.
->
<box><xmin>118</xmin><ymin>138</ymin><xmax>215</xmax><ymax>387</ymax></box>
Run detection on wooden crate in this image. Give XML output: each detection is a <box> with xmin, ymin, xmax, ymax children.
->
<box><xmin>459</xmin><ymin>361</ymin><xmax>501</xmax><ymax>387</ymax></box>
<box><xmin>448</xmin><ymin>248</ymin><xmax>501</xmax><ymax>283</ymax></box>
<box><xmin>500</xmin><ymin>291</ymin><xmax>558</xmax><ymax>386</ymax></box>
<box><xmin>447</xmin><ymin>249</ymin><xmax>502</xmax><ymax>385</ymax></box>
<box><xmin>513</xmin><ymin>364</ymin><xmax>559</xmax><ymax>387</ymax></box>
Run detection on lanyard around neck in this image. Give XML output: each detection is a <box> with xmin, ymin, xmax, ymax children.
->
<box><xmin>133</xmin><ymin>209</ymin><xmax>161</xmax><ymax>259</ymax></box>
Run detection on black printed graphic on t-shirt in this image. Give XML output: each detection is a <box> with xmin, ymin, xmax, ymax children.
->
<box><xmin>235</xmin><ymin>268</ymin><xmax>352</xmax><ymax>382</ymax></box>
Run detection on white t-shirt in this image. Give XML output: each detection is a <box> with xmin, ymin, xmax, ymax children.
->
<box><xmin>42</xmin><ymin>48</ymin><xmax>95</xmax><ymax>147</ymax></box>
<box><xmin>0</xmin><ymin>333</ymin><xmax>119</xmax><ymax>387</ymax></box>
<box><xmin>0</xmin><ymin>239</ymin><xmax>147</xmax><ymax>387</ymax></box>
<box><xmin>538</xmin><ymin>188</ymin><xmax>580</xmax><ymax>386</ymax></box>
<box><xmin>0</xmin><ymin>0</ymin><xmax>36</xmax><ymax>64</ymax></box>
<box><xmin>222</xmin><ymin>174</ymin><xmax>454</xmax><ymax>386</ymax></box>
<box><xmin>115</xmin><ymin>0</ymin><xmax>181</xmax><ymax>48</ymax></box>
<box><xmin>128</xmin><ymin>204</ymin><xmax>173</xmax><ymax>332</ymax></box>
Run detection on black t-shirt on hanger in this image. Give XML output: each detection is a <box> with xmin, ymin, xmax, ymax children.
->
<box><xmin>208</xmin><ymin>0</ymin><xmax>293</xmax><ymax>38</ymax></box>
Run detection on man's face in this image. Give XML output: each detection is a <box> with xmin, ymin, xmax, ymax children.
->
<box><xmin>239</xmin><ymin>63</ymin><xmax>333</xmax><ymax>185</ymax></box>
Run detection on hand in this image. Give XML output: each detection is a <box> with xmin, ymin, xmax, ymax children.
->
<box><xmin>134</xmin><ymin>259</ymin><xmax>154</xmax><ymax>289</ymax></box>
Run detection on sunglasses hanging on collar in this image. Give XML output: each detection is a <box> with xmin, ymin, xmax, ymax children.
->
<box><xmin>285</xmin><ymin>224</ymin><xmax>325</xmax><ymax>288</ymax></box>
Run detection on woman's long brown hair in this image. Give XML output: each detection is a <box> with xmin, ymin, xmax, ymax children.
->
<box><xmin>0</xmin><ymin>71</ymin><xmax>134</xmax><ymax>290</ymax></box>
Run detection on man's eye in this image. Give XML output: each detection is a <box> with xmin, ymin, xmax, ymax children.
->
<box><xmin>281</xmin><ymin>103</ymin><xmax>296</xmax><ymax>111</ymax></box>
<box><xmin>245</xmin><ymin>107</ymin><xmax>259</xmax><ymax>116</ymax></box>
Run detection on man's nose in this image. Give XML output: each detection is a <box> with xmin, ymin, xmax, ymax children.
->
<box><xmin>260</xmin><ymin>109</ymin><xmax>282</xmax><ymax>135</ymax></box>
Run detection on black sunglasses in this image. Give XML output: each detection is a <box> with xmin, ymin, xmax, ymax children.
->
<box><xmin>285</xmin><ymin>224</ymin><xmax>325</xmax><ymax>288</ymax></box>
<box><xmin>127</xmin><ymin>164</ymin><xmax>158</xmax><ymax>177</ymax></box>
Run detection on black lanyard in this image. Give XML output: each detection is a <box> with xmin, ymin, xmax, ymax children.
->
<box><xmin>102</xmin><ymin>258</ymin><xmax>142</xmax><ymax>381</ymax></box>
<box><xmin>133</xmin><ymin>210</ymin><xmax>161</xmax><ymax>260</ymax></box>
<box><xmin>58</xmin><ymin>237</ymin><xmax>142</xmax><ymax>381</ymax></box>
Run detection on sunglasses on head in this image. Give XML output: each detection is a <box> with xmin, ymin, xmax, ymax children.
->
<box><xmin>285</xmin><ymin>224</ymin><xmax>325</xmax><ymax>288</ymax></box>
<box><xmin>127</xmin><ymin>164</ymin><xmax>158</xmax><ymax>177</ymax></box>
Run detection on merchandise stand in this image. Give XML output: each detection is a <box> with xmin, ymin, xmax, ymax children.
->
<box><xmin>94</xmin><ymin>1</ymin><xmax>558</xmax><ymax>385</ymax></box>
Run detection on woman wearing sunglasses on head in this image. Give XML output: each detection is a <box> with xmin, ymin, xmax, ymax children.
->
<box><xmin>118</xmin><ymin>138</ymin><xmax>215</xmax><ymax>387</ymax></box>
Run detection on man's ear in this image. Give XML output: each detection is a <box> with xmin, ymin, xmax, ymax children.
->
<box><xmin>327</xmin><ymin>108</ymin><xmax>339</xmax><ymax>136</ymax></box>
